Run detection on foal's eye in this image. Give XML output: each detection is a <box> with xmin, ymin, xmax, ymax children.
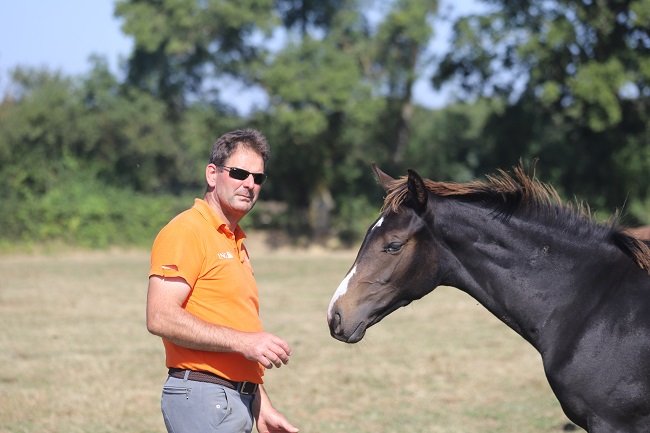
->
<box><xmin>383</xmin><ymin>242</ymin><xmax>403</xmax><ymax>254</ymax></box>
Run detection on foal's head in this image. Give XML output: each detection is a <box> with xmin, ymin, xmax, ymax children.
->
<box><xmin>327</xmin><ymin>165</ymin><xmax>440</xmax><ymax>343</ymax></box>
<box><xmin>327</xmin><ymin>164</ymin><xmax>650</xmax><ymax>343</ymax></box>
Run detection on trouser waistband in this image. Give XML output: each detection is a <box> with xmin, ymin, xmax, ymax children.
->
<box><xmin>168</xmin><ymin>368</ymin><xmax>259</xmax><ymax>395</ymax></box>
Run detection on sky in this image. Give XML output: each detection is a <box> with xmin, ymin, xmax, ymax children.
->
<box><xmin>0</xmin><ymin>0</ymin><xmax>132</xmax><ymax>78</ymax></box>
<box><xmin>0</xmin><ymin>0</ymin><xmax>483</xmax><ymax>111</ymax></box>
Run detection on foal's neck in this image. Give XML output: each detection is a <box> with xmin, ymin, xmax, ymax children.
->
<box><xmin>436</xmin><ymin>202</ymin><xmax>614</xmax><ymax>351</ymax></box>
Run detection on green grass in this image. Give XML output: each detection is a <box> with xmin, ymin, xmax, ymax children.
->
<box><xmin>0</xmin><ymin>247</ymin><xmax>574</xmax><ymax>432</ymax></box>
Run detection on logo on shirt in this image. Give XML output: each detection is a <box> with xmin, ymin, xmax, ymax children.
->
<box><xmin>217</xmin><ymin>251</ymin><xmax>235</xmax><ymax>260</ymax></box>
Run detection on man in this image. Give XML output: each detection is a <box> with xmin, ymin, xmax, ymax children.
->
<box><xmin>146</xmin><ymin>128</ymin><xmax>299</xmax><ymax>433</ymax></box>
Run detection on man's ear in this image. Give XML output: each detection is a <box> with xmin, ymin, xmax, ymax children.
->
<box><xmin>206</xmin><ymin>163</ymin><xmax>218</xmax><ymax>189</ymax></box>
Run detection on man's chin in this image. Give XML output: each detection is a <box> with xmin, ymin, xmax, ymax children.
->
<box><xmin>232</xmin><ymin>199</ymin><xmax>256</xmax><ymax>214</ymax></box>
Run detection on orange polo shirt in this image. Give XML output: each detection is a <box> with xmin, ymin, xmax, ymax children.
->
<box><xmin>149</xmin><ymin>198</ymin><xmax>264</xmax><ymax>383</ymax></box>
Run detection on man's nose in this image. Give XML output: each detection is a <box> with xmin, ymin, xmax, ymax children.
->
<box><xmin>242</xmin><ymin>173</ymin><xmax>257</xmax><ymax>187</ymax></box>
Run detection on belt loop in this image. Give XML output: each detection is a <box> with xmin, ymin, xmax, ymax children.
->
<box><xmin>183</xmin><ymin>370</ymin><xmax>190</xmax><ymax>383</ymax></box>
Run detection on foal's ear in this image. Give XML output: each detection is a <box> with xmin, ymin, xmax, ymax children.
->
<box><xmin>371</xmin><ymin>163</ymin><xmax>395</xmax><ymax>192</ymax></box>
<box><xmin>406</xmin><ymin>169</ymin><xmax>428</xmax><ymax>211</ymax></box>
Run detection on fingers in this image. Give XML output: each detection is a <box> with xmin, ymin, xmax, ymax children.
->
<box><xmin>261</xmin><ymin>351</ymin><xmax>280</xmax><ymax>369</ymax></box>
<box><xmin>257</xmin><ymin>410</ymin><xmax>300</xmax><ymax>433</ymax></box>
<box><xmin>261</xmin><ymin>339</ymin><xmax>291</xmax><ymax>369</ymax></box>
<box><xmin>272</xmin><ymin>415</ymin><xmax>299</xmax><ymax>433</ymax></box>
<box><xmin>243</xmin><ymin>332</ymin><xmax>293</xmax><ymax>369</ymax></box>
<box><xmin>265</xmin><ymin>346</ymin><xmax>289</xmax><ymax>368</ymax></box>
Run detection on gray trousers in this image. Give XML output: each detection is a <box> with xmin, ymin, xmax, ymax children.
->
<box><xmin>161</xmin><ymin>372</ymin><xmax>255</xmax><ymax>433</ymax></box>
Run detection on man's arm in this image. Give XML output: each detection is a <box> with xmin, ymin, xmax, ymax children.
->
<box><xmin>146</xmin><ymin>275</ymin><xmax>291</xmax><ymax>368</ymax></box>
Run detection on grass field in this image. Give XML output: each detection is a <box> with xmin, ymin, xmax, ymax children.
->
<box><xmin>0</xmin><ymin>244</ymin><xmax>575</xmax><ymax>433</ymax></box>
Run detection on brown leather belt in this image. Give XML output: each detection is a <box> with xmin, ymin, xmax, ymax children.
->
<box><xmin>168</xmin><ymin>368</ymin><xmax>259</xmax><ymax>395</ymax></box>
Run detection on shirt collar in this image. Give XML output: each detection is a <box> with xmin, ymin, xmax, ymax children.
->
<box><xmin>193</xmin><ymin>198</ymin><xmax>247</xmax><ymax>241</ymax></box>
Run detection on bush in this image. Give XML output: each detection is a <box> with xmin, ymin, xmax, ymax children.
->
<box><xmin>0</xmin><ymin>174</ymin><xmax>193</xmax><ymax>249</ymax></box>
<box><xmin>332</xmin><ymin>195</ymin><xmax>380</xmax><ymax>246</ymax></box>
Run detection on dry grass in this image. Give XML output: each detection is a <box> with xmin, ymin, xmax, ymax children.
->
<box><xmin>0</xmin><ymin>246</ymin><xmax>573</xmax><ymax>433</ymax></box>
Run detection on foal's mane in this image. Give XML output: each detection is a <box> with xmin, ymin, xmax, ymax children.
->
<box><xmin>382</xmin><ymin>164</ymin><xmax>650</xmax><ymax>273</ymax></box>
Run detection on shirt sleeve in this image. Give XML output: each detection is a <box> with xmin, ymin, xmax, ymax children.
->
<box><xmin>149</xmin><ymin>220</ymin><xmax>203</xmax><ymax>288</ymax></box>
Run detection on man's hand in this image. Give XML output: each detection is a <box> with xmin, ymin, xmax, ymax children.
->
<box><xmin>256</xmin><ymin>409</ymin><xmax>299</xmax><ymax>433</ymax></box>
<box><xmin>254</xmin><ymin>386</ymin><xmax>299</xmax><ymax>433</ymax></box>
<box><xmin>238</xmin><ymin>332</ymin><xmax>292</xmax><ymax>369</ymax></box>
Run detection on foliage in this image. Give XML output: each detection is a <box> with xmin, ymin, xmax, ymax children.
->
<box><xmin>404</xmin><ymin>99</ymin><xmax>496</xmax><ymax>181</ymax></box>
<box><xmin>0</xmin><ymin>69</ymin><xmax>86</xmax><ymax>199</ymax></box>
<box><xmin>1</xmin><ymin>0</ymin><xmax>648</xmax><ymax>249</ymax></box>
<box><xmin>371</xmin><ymin>0</ymin><xmax>439</xmax><ymax>163</ymax></box>
<box><xmin>0</xmin><ymin>172</ymin><xmax>189</xmax><ymax>248</ymax></box>
<box><xmin>115</xmin><ymin>0</ymin><xmax>278</xmax><ymax>114</ymax></box>
<box><xmin>0</xmin><ymin>65</ymin><xmax>214</xmax><ymax>248</ymax></box>
<box><xmin>433</xmin><ymin>0</ymin><xmax>650</xmax><ymax>217</ymax></box>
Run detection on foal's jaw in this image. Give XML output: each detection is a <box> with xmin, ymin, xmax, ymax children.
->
<box><xmin>329</xmin><ymin>307</ymin><xmax>407</xmax><ymax>344</ymax></box>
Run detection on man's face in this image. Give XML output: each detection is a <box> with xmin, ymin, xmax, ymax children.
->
<box><xmin>211</xmin><ymin>146</ymin><xmax>265</xmax><ymax>221</ymax></box>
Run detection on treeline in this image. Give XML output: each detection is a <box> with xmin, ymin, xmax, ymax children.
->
<box><xmin>1</xmin><ymin>0</ymin><xmax>648</xmax><ymax>249</ymax></box>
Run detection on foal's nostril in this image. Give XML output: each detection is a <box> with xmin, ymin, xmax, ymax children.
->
<box><xmin>329</xmin><ymin>311</ymin><xmax>343</xmax><ymax>336</ymax></box>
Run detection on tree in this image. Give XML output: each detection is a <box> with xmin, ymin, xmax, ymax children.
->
<box><xmin>433</xmin><ymin>0</ymin><xmax>650</xmax><ymax>222</ymax></box>
<box><xmin>372</xmin><ymin>0</ymin><xmax>438</xmax><ymax>164</ymax></box>
<box><xmin>115</xmin><ymin>0</ymin><xmax>278</xmax><ymax>116</ymax></box>
<box><xmin>0</xmin><ymin>68</ymin><xmax>86</xmax><ymax>199</ymax></box>
<box><xmin>254</xmin><ymin>1</ymin><xmax>380</xmax><ymax>239</ymax></box>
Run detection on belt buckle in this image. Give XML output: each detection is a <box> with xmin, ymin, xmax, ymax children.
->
<box><xmin>238</xmin><ymin>381</ymin><xmax>258</xmax><ymax>395</ymax></box>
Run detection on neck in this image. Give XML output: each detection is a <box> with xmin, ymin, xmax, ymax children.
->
<box><xmin>435</xmin><ymin>201</ymin><xmax>615</xmax><ymax>353</ymax></box>
<box><xmin>204</xmin><ymin>194</ymin><xmax>240</xmax><ymax>232</ymax></box>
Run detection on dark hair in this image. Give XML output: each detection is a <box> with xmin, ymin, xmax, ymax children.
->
<box><xmin>209</xmin><ymin>128</ymin><xmax>270</xmax><ymax>167</ymax></box>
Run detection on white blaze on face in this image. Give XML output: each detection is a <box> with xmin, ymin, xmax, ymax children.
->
<box><xmin>371</xmin><ymin>216</ymin><xmax>384</xmax><ymax>231</ymax></box>
<box><xmin>327</xmin><ymin>265</ymin><xmax>357</xmax><ymax>320</ymax></box>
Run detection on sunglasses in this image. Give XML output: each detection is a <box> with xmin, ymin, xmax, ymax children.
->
<box><xmin>220</xmin><ymin>166</ymin><xmax>267</xmax><ymax>185</ymax></box>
